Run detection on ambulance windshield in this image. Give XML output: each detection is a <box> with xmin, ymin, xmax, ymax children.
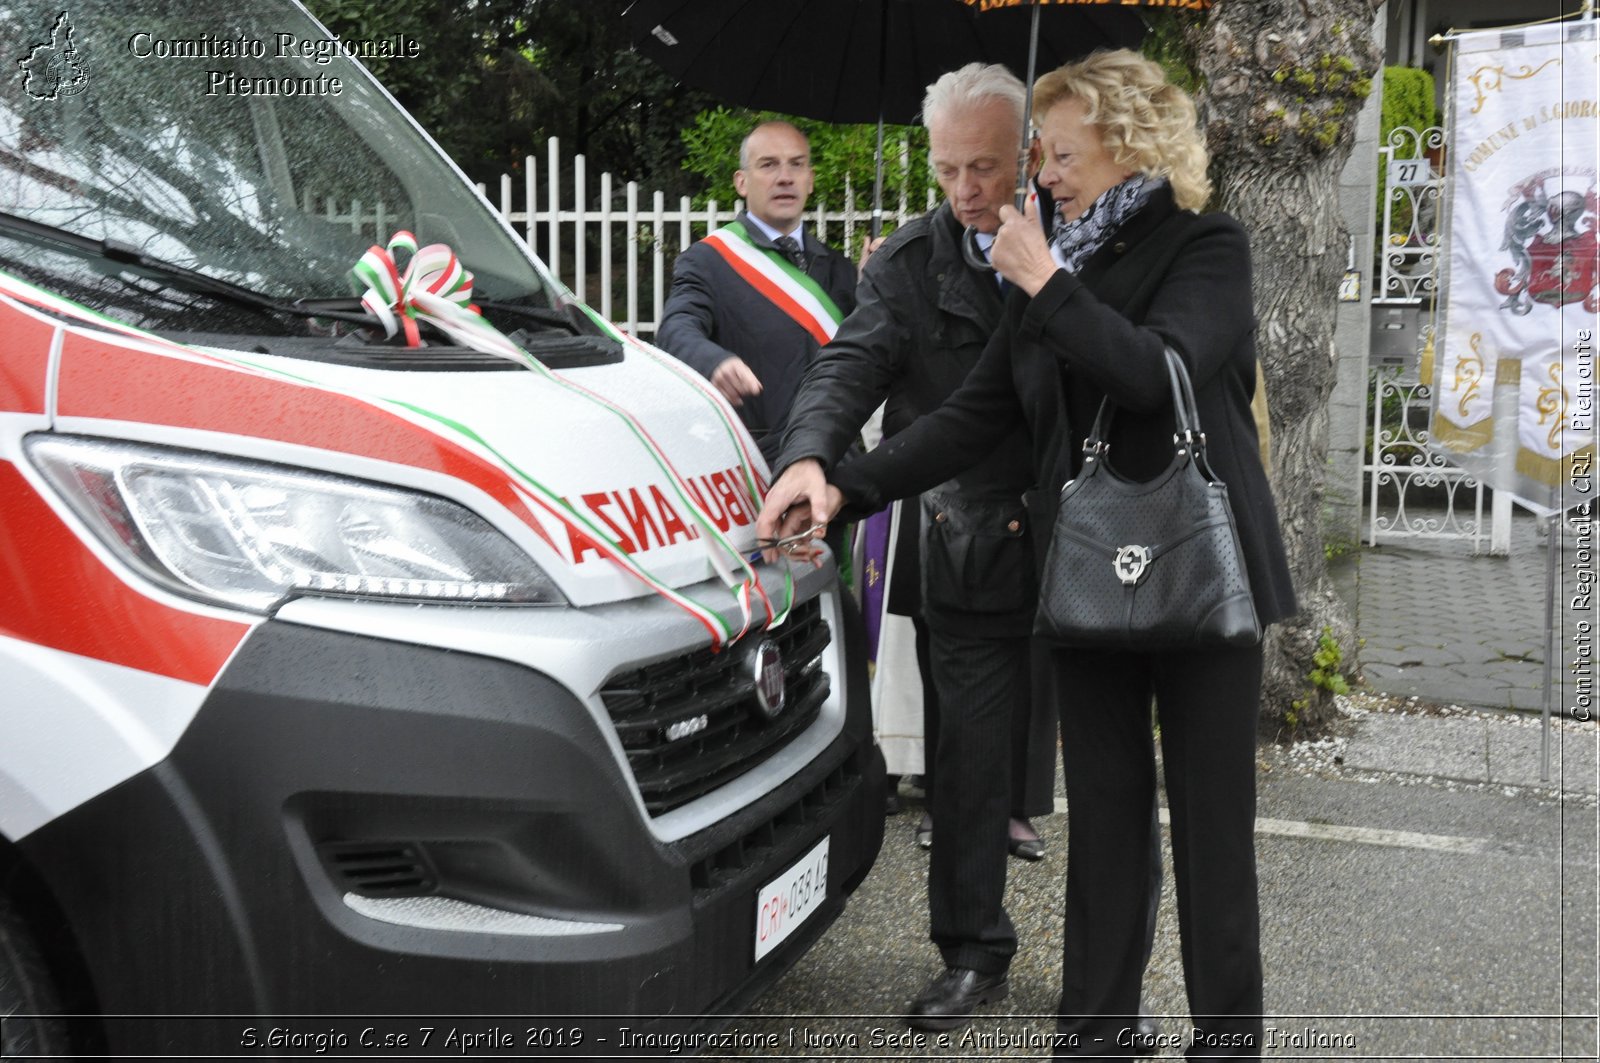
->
<box><xmin>0</xmin><ymin>0</ymin><xmax>553</xmax><ymax>333</ymax></box>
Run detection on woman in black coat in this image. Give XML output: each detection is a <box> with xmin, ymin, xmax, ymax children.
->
<box><xmin>760</xmin><ymin>50</ymin><xmax>1296</xmax><ymax>1060</ymax></box>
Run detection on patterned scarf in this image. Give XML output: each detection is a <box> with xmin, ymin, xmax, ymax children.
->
<box><xmin>1048</xmin><ymin>174</ymin><xmax>1163</xmax><ymax>274</ymax></box>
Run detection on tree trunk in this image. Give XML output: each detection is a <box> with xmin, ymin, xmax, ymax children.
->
<box><xmin>1188</xmin><ymin>0</ymin><xmax>1384</xmax><ymax>733</ymax></box>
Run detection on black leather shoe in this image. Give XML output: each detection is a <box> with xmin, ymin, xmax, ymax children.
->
<box><xmin>1007</xmin><ymin>817</ymin><xmax>1045</xmax><ymax>861</ymax></box>
<box><xmin>1131</xmin><ymin>1006</ymin><xmax>1160</xmax><ymax>1056</ymax></box>
<box><xmin>906</xmin><ymin>967</ymin><xmax>1008</xmax><ymax>1031</ymax></box>
<box><xmin>1007</xmin><ymin>836</ymin><xmax>1045</xmax><ymax>860</ymax></box>
<box><xmin>1007</xmin><ymin>817</ymin><xmax>1044</xmax><ymax>861</ymax></box>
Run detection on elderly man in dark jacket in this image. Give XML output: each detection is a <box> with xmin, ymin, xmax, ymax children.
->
<box><xmin>771</xmin><ymin>64</ymin><xmax>1068</xmax><ymax>1035</ymax></box>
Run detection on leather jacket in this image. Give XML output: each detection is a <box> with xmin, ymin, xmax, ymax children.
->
<box><xmin>779</xmin><ymin>202</ymin><xmax>1038</xmax><ymax>634</ymax></box>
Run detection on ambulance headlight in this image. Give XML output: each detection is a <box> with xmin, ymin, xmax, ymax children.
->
<box><xmin>27</xmin><ymin>436</ymin><xmax>566</xmax><ymax>612</ymax></box>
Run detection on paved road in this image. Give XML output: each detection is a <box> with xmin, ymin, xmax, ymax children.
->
<box><xmin>704</xmin><ymin>702</ymin><xmax>1597</xmax><ymax>1061</ymax></box>
<box><xmin>1332</xmin><ymin>511</ymin><xmax>1581</xmax><ymax>714</ymax></box>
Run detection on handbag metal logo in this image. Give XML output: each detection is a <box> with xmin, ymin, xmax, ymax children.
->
<box><xmin>750</xmin><ymin>638</ymin><xmax>787</xmax><ymax>720</ymax></box>
<box><xmin>1113</xmin><ymin>545</ymin><xmax>1152</xmax><ymax>585</ymax></box>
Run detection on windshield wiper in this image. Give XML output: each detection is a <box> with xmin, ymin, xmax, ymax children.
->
<box><xmin>0</xmin><ymin>210</ymin><xmax>378</xmax><ymax>326</ymax></box>
<box><xmin>475</xmin><ymin>299</ymin><xmax>594</xmax><ymax>334</ymax></box>
<box><xmin>274</xmin><ymin>297</ymin><xmax>586</xmax><ymax>338</ymax></box>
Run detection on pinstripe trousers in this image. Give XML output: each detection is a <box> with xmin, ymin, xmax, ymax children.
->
<box><xmin>1050</xmin><ymin>642</ymin><xmax>1265</xmax><ymax>1061</ymax></box>
<box><xmin>924</xmin><ymin>623</ymin><xmax>1032</xmax><ymax>974</ymax></box>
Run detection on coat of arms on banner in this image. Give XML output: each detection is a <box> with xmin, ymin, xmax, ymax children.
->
<box><xmin>1495</xmin><ymin>170</ymin><xmax>1600</xmax><ymax>315</ymax></box>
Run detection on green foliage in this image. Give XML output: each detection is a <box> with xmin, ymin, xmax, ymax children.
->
<box><xmin>1308</xmin><ymin>627</ymin><xmax>1351</xmax><ymax>697</ymax></box>
<box><xmin>1380</xmin><ymin>66</ymin><xmax>1439</xmax><ymax>142</ymax></box>
<box><xmin>1288</xmin><ymin>626</ymin><xmax>1350</xmax><ymax>733</ymax></box>
<box><xmin>1141</xmin><ymin>10</ymin><xmax>1202</xmax><ymax>96</ymax></box>
<box><xmin>304</xmin><ymin>0</ymin><xmax>717</xmax><ymax>194</ymax></box>
<box><xmin>680</xmin><ymin>109</ymin><xmax>934</xmax><ymax>238</ymax></box>
<box><xmin>304</xmin><ymin>0</ymin><xmax>533</xmax><ymax>182</ymax></box>
<box><xmin>507</xmin><ymin>5</ymin><xmax>720</xmax><ymax>199</ymax></box>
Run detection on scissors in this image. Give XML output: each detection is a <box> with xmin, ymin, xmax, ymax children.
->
<box><xmin>749</xmin><ymin>521</ymin><xmax>827</xmax><ymax>562</ymax></box>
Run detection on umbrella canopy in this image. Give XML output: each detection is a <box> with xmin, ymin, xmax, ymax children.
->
<box><xmin>967</xmin><ymin>0</ymin><xmax>1211</xmax><ymax>9</ymax></box>
<box><xmin>620</xmin><ymin>0</ymin><xmax>1145</xmax><ymax>127</ymax></box>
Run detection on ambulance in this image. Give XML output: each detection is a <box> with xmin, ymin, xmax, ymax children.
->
<box><xmin>0</xmin><ymin>0</ymin><xmax>883</xmax><ymax>1056</ymax></box>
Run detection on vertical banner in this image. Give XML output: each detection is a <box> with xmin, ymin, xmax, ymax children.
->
<box><xmin>1432</xmin><ymin>20</ymin><xmax>1599</xmax><ymax>516</ymax></box>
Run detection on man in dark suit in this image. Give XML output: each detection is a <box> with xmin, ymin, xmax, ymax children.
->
<box><xmin>657</xmin><ymin>121</ymin><xmax>858</xmax><ymax>464</ymax></box>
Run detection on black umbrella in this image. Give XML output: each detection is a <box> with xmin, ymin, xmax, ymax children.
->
<box><xmin>621</xmin><ymin>0</ymin><xmax>1141</xmax><ymax>125</ymax></box>
<box><xmin>620</xmin><ymin>0</ymin><xmax>1145</xmax><ymax>233</ymax></box>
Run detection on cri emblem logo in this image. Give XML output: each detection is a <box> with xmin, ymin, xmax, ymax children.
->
<box><xmin>751</xmin><ymin>639</ymin><xmax>786</xmax><ymax>721</ymax></box>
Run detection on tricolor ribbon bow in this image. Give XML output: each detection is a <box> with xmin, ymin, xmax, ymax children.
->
<box><xmin>352</xmin><ymin>231</ymin><xmax>521</xmax><ymax>359</ymax></box>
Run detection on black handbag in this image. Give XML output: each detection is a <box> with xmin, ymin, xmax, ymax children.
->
<box><xmin>1034</xmin><ymin>348</ymin><xmax>1261</xmax><ymax>649</ymax></box>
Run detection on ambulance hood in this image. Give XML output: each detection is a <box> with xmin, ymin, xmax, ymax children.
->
<box><xmin>0</xmin><ymin>0</ymin><xmax>773</xmax><ymax>610</ymax></box>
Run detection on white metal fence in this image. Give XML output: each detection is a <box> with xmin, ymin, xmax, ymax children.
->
<box><xmin>476</xmin><ymin>136</ymin><xmax>936</xmax><ymax>338</ymax></box>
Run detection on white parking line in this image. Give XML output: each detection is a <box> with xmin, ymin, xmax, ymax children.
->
<box><xmin>1050</xmin><ymin>799</ymin><xmax>1493</xmax><ymax>855</ymax></box>
<box><xmin>1239</xmin><ymin>813</ymin><xmax>1491</xmax><ymax>854</ymax></box>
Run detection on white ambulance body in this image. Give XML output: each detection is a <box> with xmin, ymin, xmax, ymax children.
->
<box><xmin>0</xmin><ymin>1</ymin><xmax>883</xmax><ymax>1056</ymax></box>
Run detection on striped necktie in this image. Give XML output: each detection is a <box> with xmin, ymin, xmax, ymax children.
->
<box><xmin>774</xmin><ymin>234</ymin><xmax>806</xmax><ymax>270</ymax></box>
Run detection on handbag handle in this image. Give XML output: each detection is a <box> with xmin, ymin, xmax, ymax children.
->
<box><xmin>1083</xmin><ymin>346</ymin><xmax>1205</xmax><ymax>458</ymax></box>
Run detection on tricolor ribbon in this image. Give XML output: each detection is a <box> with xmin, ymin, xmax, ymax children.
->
<box><xmin>353</xmin><ymin>230</ymin><xmax>523</xmax><ymax>359</ymax></box>
<box><xmin>348</xmin><ymin>234</ymin><xmax>789</xmax><ymax>643</ymax></box>
<box><xmin>350</xmin><ymin>236</ymin><xmax>793</xmax><ymax>645</ymax></box>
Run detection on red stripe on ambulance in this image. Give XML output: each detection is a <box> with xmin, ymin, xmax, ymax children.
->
<box><xmin>53</xmin><ymin>332</ymin><xmax>559</xmax><ymax>553</ymax></box>
<box><xmin>0</xmin><ymin>461</ymin><xmax>251</xmax><ymax>685</ymax></box>
<box><xmin>0</xmin><ymin>306</ymin><xmax>55</xmax><ymax>414</ymax></box>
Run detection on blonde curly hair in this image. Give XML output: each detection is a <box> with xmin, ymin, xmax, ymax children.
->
<box><xmin>1032</xmin><ymin>50</ymin><xmax>1212</xmax><ymax>212</ymax></box>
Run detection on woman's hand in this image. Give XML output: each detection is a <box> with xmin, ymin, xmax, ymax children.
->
<box><xmin>991</xmin><ymin>194</ymin><xmax>1058</xmax><ymax>297</ymax></box>
<box><xmin>858</xmin><ymin>234</ymin><xmax>887</xmax><ymax>274</ymax></box>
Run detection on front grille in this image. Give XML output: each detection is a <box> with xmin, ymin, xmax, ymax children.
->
<box><xmin>600</xmin><ymin>597</ymin><xmax>831</xmax><ymax>815</ymax></box>
<box><xmin>686</xmin><ymin>754</ymin><xmax>863</xmax><ymax>893</ymax></box>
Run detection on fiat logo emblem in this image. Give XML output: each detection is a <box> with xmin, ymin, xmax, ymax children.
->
<box><xmin>750</xmin><ymin>639</ymin><xmax>786</xmax><ymax>720</ymax></box>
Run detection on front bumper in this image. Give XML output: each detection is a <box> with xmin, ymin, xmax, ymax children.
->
<box><xmin>21</xmin><ymin>604</ymin><xmax>883</xmax><ymax>1057</ymax></box>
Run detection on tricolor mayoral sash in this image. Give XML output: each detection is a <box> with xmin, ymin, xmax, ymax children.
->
<box><xmin>700</xmin><ymin>221</ymin><xmax>844</xmax><ymax>345</ymax></box>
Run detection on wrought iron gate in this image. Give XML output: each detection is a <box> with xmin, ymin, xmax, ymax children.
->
<box><xmin>1364</xmin><ymin>124</ymin><xmax>1486</xmax><ymax>548</ymax></box>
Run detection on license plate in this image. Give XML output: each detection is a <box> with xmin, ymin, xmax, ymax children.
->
<box><xmin>753</xmin><ymin>836</ymin><xmax>829</xmax><ymax>962</ymax></box>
